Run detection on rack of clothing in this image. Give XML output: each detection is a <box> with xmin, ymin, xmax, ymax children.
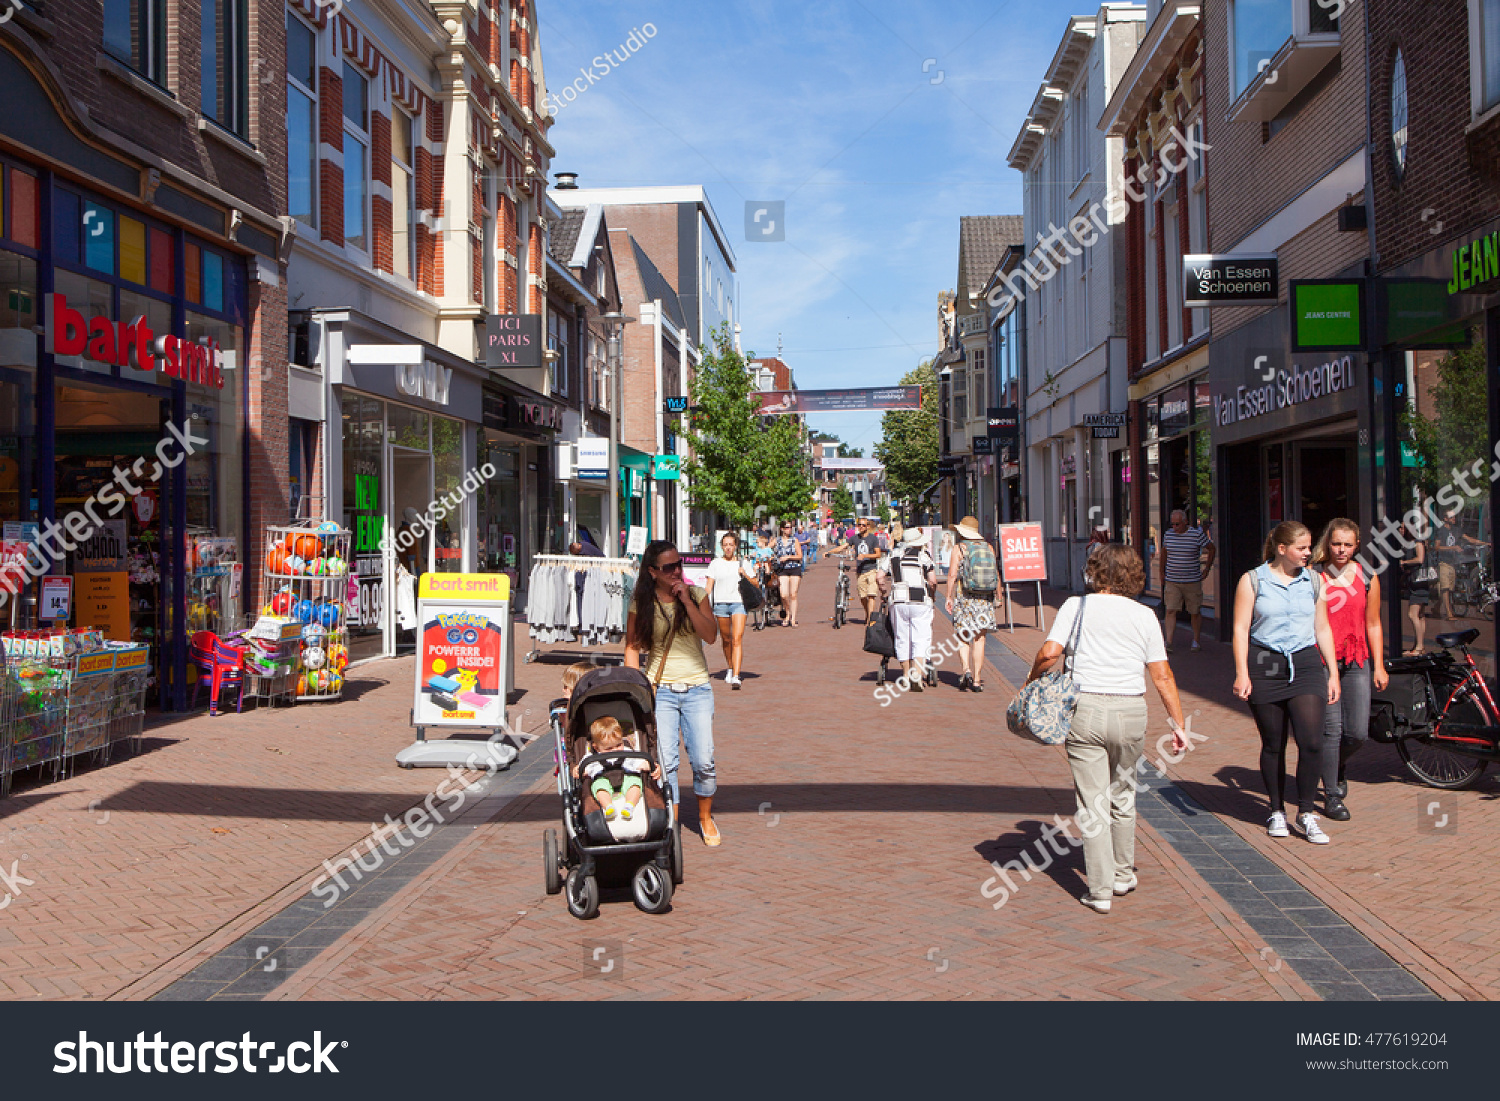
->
<box><xmin>523</xmin><ymin>555</ymin><xmax>638</xmax><ymax>663</ymax></box>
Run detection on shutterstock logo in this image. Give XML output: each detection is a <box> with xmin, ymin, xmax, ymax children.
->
<box><xmin>54</xmin><ymin>1032</ymin><xmax>346</xmax><ymax>1074</ymax></box>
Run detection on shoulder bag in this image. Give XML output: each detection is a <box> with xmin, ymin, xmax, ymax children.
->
<box><xmin>1006</xmin><ymin>595</ymin><xmax>1086</xmax><ymax>745</ymax></box>
<box><xmin>739</xmin><ymin>572</ymin><xmax>765</xmax><ymax>611</ymax></box>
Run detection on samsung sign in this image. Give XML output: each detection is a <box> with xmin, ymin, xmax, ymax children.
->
<box><xmin>1213</xmin><ymin>355</ymin><xmax>1356</xmax><ymax>428</ymax></box>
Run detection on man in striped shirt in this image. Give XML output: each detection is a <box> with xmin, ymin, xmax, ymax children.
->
<box><xmin>1157</xmin><ymin>510</ymin><xmax>1215</xmax><ymax>652</ymax></box>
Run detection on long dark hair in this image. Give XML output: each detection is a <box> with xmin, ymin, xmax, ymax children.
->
<box><xmin>628</xmin><ymin>539</ymin><xmax>687</xmax><ymax>652</ymax></box>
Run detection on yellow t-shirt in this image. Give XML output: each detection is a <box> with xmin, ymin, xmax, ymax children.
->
<box><xmin>645</xmin><ymin>585</ymin><xmax>711</xmax><ymax>687</ymax></box>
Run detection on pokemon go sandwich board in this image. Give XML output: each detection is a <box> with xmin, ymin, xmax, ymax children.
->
<box><xmin>398</xmin><ymin>573</ymin><xmax>517</xmax><ymax>771</ymax></box>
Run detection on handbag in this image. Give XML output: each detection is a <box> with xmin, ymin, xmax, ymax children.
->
<box><xmin>739</xmin><ymin>574</ymin><xmax>764</xmax><ymax>611</ymax></box>
<box><xmin>1006</xmin><ymin>595</ymin><xmax>1087</xmax><ymax>745</ymax></box>
<box><xmin>863</xmin><ymin>607</ymin><xmax>896</xmax><ymax>658</ymax></box>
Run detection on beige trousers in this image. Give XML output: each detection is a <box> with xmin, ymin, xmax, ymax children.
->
<box><xmin>1066</xmin><ymin>693</ymin><xmax>1149</xmax><ymax>901</ymax></box>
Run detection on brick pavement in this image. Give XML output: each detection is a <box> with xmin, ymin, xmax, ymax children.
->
<box><xmin>266</xmin><ymin>564</ymin><xmax>1308</xmax><ymax>1001</ymax></box>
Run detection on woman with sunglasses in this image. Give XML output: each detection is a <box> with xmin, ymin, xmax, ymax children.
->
<box><xmin>773</xmin><ymin>521</ymin><xmax>805</xmax><ymax>627</ymax></box>
<box><xmin>624</xmin><ymin>540</ymin><xmax>723</xmax><ymax>846</ymax></box>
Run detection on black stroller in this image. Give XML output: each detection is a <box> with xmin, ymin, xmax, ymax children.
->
<box><xmin>754</xmin><ymin>566</ymin><xmax>783</xmax><ymax>630</ymax></box>
<box><xmin>544</xmin><ymin>666</ymin><xmax>682</xmax><ymax>918</ymax></box>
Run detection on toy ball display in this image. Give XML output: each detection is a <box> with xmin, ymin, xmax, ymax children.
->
<box><xmin>301</xmin><ymin>623</ymin><xmax>327</xmax><ymax>645</ymax></box>
<box><xmin>316</xmin><ymin>602</ymin><xmax>341</xmax><ymax>629</ymax></box>
<box><xmin>267</xmin><ymin>546</ymin><xmax>290</xmax><ymax>574</ymax></box>
<box><xmin>307</xmin><ymin>557</ymin><xmax>326</xmax><ymax>575</ymax></box>
<box><xmin>295</xmin><ymin>599</ymin><xmax>315</xmax><ymax>624</ymax></box>
<box><xmin>272</xmin><ymin>591</ymin><xmax>294</xmax><ymax>616</ymax></box>
<box><xmin>294</xmin><ymin>534</ymin><xmax>321</xmax><ymax>559</ymax></box>
<box><xmin>325</xmin><ymin>557</ymin><xmax>348</xmax><ymax>576</ymax></box>
<box><xmin>302</xmin><ymin>646</ymin><xmax>327</xmax><ymax>671</ymax></box>
<box><xmin>285</xmin><ymin>555</ymin><xmax>306</xmax><ymax>575</ymax></box>
<box><xmin>317</xmin><ymin>521</ymin><xmax>340</xmax><ymax>535</ymax></box>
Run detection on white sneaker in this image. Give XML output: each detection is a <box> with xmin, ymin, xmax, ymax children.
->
<box><xmin>1113</xmin><ymin>874</ymin><xmax>1138</xmax><ymax>896</ymax></box>
<box><xmin>1267</xmin><ymin>811</ymin><xmax>1289</xmax><ymax>838</ymax></box>
<box><xmin>1080</xmin><ymin>895</ymin><xmax>1112</xmax><ymax>913</ymax></box>
<box><xmin>1296</xmin><ymin>813</ymin><xmax>1330</xmax><ymax>844</ymax></box>
<box><xmin>730</xmin><ymin>674</ymin><xmax>742</xmax><ymax>690</ymax></box>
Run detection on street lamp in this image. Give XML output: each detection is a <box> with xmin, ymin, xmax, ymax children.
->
<box><xmin>601</xmin><ymin>311</ymin><xmax>635</xmax><ymax>556</ymax></box>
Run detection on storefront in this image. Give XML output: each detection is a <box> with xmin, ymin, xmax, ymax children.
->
<box><xmin>480</xmin><ymin>377</ymin><xmax>562</xmax><ymax>599</ymax></box>
<box><xmin>1209</xmin><ymin>289</ymin><xmax>1369</xmax><ymax>635</ymax></box>
<box><xmin>1372</xmin><ymin>220</ymin><xmax>1500</xmax><ymax>675</ymax></box>
<box><xmin>0</xmin><ymin>157</ymin><xmax>249</xmax><ymax>709</ymax></box>
<box><xmin>309</xmin><ymin>310</ymin><xmax>484</xmax><ymax>663</ymax></box>
<box><xmin>619</xmin><ymin>446</ymin><xmax>652</xmax><ymax>551</ymax></box>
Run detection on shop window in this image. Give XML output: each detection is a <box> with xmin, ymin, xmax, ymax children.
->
<box><xmin>148</xmin><ymin>227</ymin><xmax>173</xmax><ymax>295</ymax></box>
<box><xmin>431</xmin><ymin>415</ymin><xmax>464</xmax><ymax>571</ymax></box>
<box><xmin>389</xmin><ymin>405</ymin><xmax>429</xmax><ymax>450</ymax></box>
<box><xmin>342</xmin><ymin>394</ymin><xmax>386</xmax><ymax>662</ymax></box>
<box><xmin>287</xmin><ymin>11</ymin><xmax>319</xmax><ymax>229</ymax></box>
<box><xmin>343</xmin><ymin>63</ymin><xmax>369</xmax><ymax>254</ymax></box>
<box><xmin>103</xmin><ymin>0</ymin><xmax>166</xmax><ymax>85</ymax></box>
<box><xmin>185</xmin><ymin>242</ymin><xmax>202</xmax><ymax>304</ymax></box>
<box><xmin>392</xmin><ymin>111</ymin><xmax>415</xmax><ymax>280</ymax></box>
<box><xmin>1482</xmin><ymin>0</ymin><xmax>1500</xmax><ymax>112</ymax></box>
<box><xmin>119</xmin><ymin>216</ymin><xmax>147</xmax><ymax>286</ymax></box>
<box><xmin>0</xmin><ymin>249</ymin><xmax>37</xmax><ymax>341</ymax></box>
<box><xmin>4</xmin><ymin>168</ymin><xmax>39</xmax><ymax>250</ymax></box>
<box><xmin>201</xmin><ymin>0</ymin><xmax>249</xmax><ymax>136</ymax></box>
<box><xmin>51</xmin><ymin>271</ymin><xmax>113</xmax><ymax>378</ymax></box>
<box><xmin>84</xmin><ymin>201</ymin><xmax>115</xmax><ymax>276</ymax></box>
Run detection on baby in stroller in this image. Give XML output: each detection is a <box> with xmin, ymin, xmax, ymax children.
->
<box><xmin>576</xmin><ymin>716</ymin><xmax>661</xmax><ymax>828</ymax></box>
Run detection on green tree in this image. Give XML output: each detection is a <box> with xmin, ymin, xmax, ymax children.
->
<box><xmin>682</xmin><ymin>326</ymin><xmax>816</xmax><ymax>526</ymax></box>
<box><xmin>874</xmin><ymin>360</ymin><xmax>939</xmax><ymax>513</ymax></box>
<box><xmin>836</xmin><ymin>441</ymin><xmax>864</xmax><ymax>458</ymax></box>
<box><xmin>1405</xmin><ymin>334</ymin><xmax>1487</xmax><ymax>502</ymax></box>
<box><xmin>831</xmin><ymin>484</ymin><xmax>856</xmax><ymax>519</ymax></box>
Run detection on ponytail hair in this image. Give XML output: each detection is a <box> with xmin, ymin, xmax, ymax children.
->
<box><xmin>1263</xmin><ymin>520</ymin><xmax>1311</xmax><ymax>564</ymax></box>
<box><xmin>1311</xmin><ymin>518</ymin><xmax>1360</xmax><ymax>565</ymax></box>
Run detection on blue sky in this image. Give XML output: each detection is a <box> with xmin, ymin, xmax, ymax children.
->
<box><xmin>539</xmin><ymin>0</ymin><xmax>1077</xmax><ymax>455</ymax></box>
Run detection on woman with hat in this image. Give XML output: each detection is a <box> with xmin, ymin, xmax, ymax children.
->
<box><xmin>884</xmin><ymin>527</ymin><xmax>938</xmax><ymax>690</ymax></box>
<box><xmin>944</xmin><ymin>515</ymin><xmax>999</xmax><ymax>691</ymax></box>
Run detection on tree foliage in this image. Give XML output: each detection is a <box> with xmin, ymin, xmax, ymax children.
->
<box><xmin>874</xmin><ymin>361</ymin><xmax>940</xmax><ymax>512</ymax></box>
<box><xmin>831</xmin><ymin>484</ymin><xmax>856</xmax><ymax>520</ymax></box>
<box><xmin>682</xmin><ymin>326</ymin><xmax>817</xmax><ymax>527</ymax></box>
<box><xmin>1405</xmin><ymin>334</ymin><xmax>1488</xmax><ymax>502</ymax></box>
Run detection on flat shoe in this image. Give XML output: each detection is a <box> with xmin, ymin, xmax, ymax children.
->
<box><xmin>701</xmin><ymin>820</ymin><xmax>722</xmax><ymax>846</ymax></box>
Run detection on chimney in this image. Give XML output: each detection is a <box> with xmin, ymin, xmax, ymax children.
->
<box><xmin>554</xmin><ymin>172</ymin><xmax>579</xmax><ymax>190</ymax></box>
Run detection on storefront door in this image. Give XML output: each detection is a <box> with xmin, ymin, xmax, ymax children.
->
<box><xmin>1294</xmin><ymin>441</ymin><xmax>1357</xmax><ymax>539</ymax></box>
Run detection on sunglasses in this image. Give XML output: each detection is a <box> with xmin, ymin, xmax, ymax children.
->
<box><xmin>655</xmin><ymin>560</ymin><xmax>684</xmax><ymax>572</ymax></box>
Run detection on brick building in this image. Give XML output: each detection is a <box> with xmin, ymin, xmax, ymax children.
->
<box><xmin>284</xmin><ymin>0</ymin><xmax>561</xmax><ymax>659</ymax></box>
<box><xmin>1363</xmin><ymin>0</ymin><xmax>1500</xmax><ymax>671</ymax></box>
<box><xmin>0</xmin><ymin>0</ymin><xmax>288</xmax><ymax>709</ymax></box>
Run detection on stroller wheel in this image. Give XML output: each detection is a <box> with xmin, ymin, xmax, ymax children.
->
<box><xmin>632</xmin><ymin>863</ymin><xmax>674</xmax><ymax>914</ymax></box>
<box><xmin>565</xmin><ymin>867</ymin><xmax>600</xmax><ymax>919</ymax></box>
<box><xmin>670</xmin><ymin>822</ymin><xmax>684</xmax><ymax>885</ymax></box>
<box><xmin>543</xmin><ymin>829</ymin><xmax>562</xmax><ymax>895</ymax></box>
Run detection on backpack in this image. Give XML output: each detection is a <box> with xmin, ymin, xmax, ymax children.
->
<box><xmin>960</xmin><ymin>540</ymin><xmax>998</xmax><ymax>596</ymax></box>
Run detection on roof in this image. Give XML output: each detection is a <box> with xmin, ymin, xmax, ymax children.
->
<box><xmin>959</xmin><ymin>216</ymin><xmax>1024</xmax><ymax>299</ymax></box>
<box><xmin>629</xmin><ymin>237</ymin><xmax>687</xmax><ymax>331</ymax></box>
<box><xmin>749</xmin><ymin>357</ymin><xmax>793</xmax><ymax>391</ymax></box>
<box><xmin>550</xmin><ymin>185</ymin><xmax>737</xmax><ymax>272</ymax></box>
<box><xmin>550</xmin><ymin>208</ymin><xmax>585</xmax><ymax>266</ymax></box>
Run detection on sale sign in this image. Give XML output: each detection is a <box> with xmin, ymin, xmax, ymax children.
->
<box><xmin>412</xmin><ymin>573</ymin><xmax>510</xmax><ymax>727</ymax></box>
<box><xmin>998</xmin><ymin>522</ymin><xmax>1047</xmax><ymax>583</ymax></box>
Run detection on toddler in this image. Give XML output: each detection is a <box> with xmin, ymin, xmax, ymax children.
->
<box><xmin>576</xmin><ymin>716</ymin><xmax>657</xmax><ymax>821</ymax></box>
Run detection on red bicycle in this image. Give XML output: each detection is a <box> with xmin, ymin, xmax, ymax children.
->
<box><xmin>1373</xmin><ymin>628</ymin><xmax>1500</xmax><ymax>789</ymax></box>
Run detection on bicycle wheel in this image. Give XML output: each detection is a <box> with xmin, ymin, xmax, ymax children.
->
<box><xmin>1396</xmin><ymin>669</ymin><xmax>1491</xmax><ymax>789</ymax></box>
<box><xmin>1451</xmin><ymin>582</ymin><xmax>1471</xmax><ymax>620</ymax></box>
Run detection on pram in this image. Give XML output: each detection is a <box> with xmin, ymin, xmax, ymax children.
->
<box><xmin>544</xmin><ymin>666</ymin><xmax>682</xmax><ymax>918</ymax></box>
<box><xmin>753</xmin><ymin>567</ymin><xmax>783</xmax><ymax>630</ymax></box>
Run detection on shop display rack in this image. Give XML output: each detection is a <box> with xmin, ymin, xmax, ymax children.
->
<box><xmin>259</xmin><ymin>521</ymin><xmax>353</xmax><ymax>702</ymax></box>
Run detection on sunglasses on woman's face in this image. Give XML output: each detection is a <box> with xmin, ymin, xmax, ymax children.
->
<box><xmin>655</xmin><ymin>560</ymin><xmax>684</xmax><ymax>572</ymax></box>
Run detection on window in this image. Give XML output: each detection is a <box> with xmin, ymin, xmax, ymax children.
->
<box><xmin>548</xmin><ymin>310</ymin><xmax>568</xmax><ymax>396</ymax></box>
<box><xmin>1391</xmin><ymin>49</ymin><xmax>1409</xmax><ymax>176</ymax></box>
<box><xmin>1482</xmin><ymin>0</ymin><xmax>1500</xmax><ymax>112</ymax></box>
<box><xmin>202</xmin><ymin>0</ymin><xmax>248</xmax><ymax>135</ymax></box>
<box><xmin>1072</xmin><ymin>77</ymin><xmax>1090</xmax><ymax>184</ymax></box>
<box><xmin>392</xmin><ymin>112</ymin><xmax>416</xmax><ymax>279</ymax></box>
<box><xmin>343</xmin><ymin>63</ymin><xmax>369</xmax><ymax>253</ymax></box>
<box><xmin>595</xmin><ymin>256</ymin><xmax>606</xmax><ymax>297</ymax></box>
<box><xmin>286</xmin><ymin>12</ymin><xmax>318</xmax><ymax>228</ymax></box>
<box><xmin>103</xmin><ymin>0</ymin><xmax>165</xmax><ymax>84</ymax></box>
<box><xmin>971</xmin><ymin>348</ymin><xmax>986</xmax><ymax>417</ymax></box>
<box><xmin>952</xmin><ymin>360</ymin><xmax>967</xmax><ymax>425</ymax></box>
<box><xmin>1232</xmin><ymin>0</ymin><xmax>1340</xmax><ymax>99</ymax></box>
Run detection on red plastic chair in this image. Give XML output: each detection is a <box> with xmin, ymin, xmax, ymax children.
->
<box><xmin>189</xmin><ymin>630</ymin><xmax>247</xmax><ymax>716</ymax></box>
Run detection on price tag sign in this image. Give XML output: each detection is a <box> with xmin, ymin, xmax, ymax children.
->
<box><xmin>40</xmin><ymin>576</ymin><xmax>73</xmax><ymax>621</ymax></box>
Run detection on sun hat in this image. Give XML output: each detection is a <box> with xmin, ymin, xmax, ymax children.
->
<box><xmin>952</xmin><ymin>516</ymin><xmax>982</xmax><ymax>540</ymax></box>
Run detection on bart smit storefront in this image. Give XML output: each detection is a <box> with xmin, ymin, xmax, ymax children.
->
<box><xmin>0</xmin><ymin>152</ymin><xmax>255</xmax><ymax>711</ymax></box>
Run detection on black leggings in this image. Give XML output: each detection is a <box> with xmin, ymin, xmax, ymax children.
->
<box><xmin>1249</xmin><ymin>694</ymin><xmax>1327</xmax><ymax>816</ymax></box>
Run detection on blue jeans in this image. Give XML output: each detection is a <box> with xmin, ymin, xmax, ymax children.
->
<box><xmin>806</xmin><ymin>542</ymin><xmax>818</xmax><ymax>563</ymax></box>
<box><xmin>656</xmin><ymin>683</ymin><xmax>716</xmax><ymax>801</ymax></box>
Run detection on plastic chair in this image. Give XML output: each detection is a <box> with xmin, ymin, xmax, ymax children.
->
<box><xmin>189</xmin><ymin>630</ymin><xmax>247</xmax><ymax>716</ymax></box>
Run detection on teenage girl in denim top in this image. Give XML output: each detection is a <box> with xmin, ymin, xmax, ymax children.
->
<box><xmin>1231</xmin><ymin>520</ymin><xmax>1342</xmax><ymax>844</ymax></box>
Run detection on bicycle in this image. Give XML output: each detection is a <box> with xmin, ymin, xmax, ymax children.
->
<box><xmin>832</xmin><ymin>564</ymin><xmax>850</xmax><ymax>629</ymax></box>
<box><xmin>1372</xmin><ymin>627</ymin><xmax>1500</xmax><ymax>789</ymax></box>
<box><xmin>1449</xmin><ymin>547</ymin><xmax>1498</xmax><ymax>621</ymax></box>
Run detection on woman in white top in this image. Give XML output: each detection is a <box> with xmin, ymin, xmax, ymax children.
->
<box><xmin>1023</xmin><ymin>544</ymin><xmax>1188</xmax><ymax>914</ymax></box>
<box><xmin>705</xmin><ymin>531</ymin><xmax>757</xmax><ymax>689</ymax></box>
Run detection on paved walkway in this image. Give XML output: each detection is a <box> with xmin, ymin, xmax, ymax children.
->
<box><xmin>0</xmin><ymin>563</ymin><xmax>1481</xmax><ymax>1000</ymax></box>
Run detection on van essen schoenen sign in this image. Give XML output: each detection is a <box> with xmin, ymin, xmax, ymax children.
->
<box><xmin>1213</xmin><ymin>355</ymin><xmax>1355</xmax><ymax>427</ymax></box>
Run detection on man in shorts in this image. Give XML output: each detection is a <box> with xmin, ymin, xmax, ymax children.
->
<box><xmin>850</xmin><ymin>517</ymin><xmax>884</xmax><ymax>623</ymax></box>
<box><xmin>1157</xmin><ymin>509</ymin><xmax>1214</xmax><ymax>652</ymax></box>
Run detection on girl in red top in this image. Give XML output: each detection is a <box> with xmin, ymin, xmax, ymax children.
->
<box><xmin>1312</xmin><ymin>519</ymin><xmax>1389</xmax><ymax>822</ymax></box>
